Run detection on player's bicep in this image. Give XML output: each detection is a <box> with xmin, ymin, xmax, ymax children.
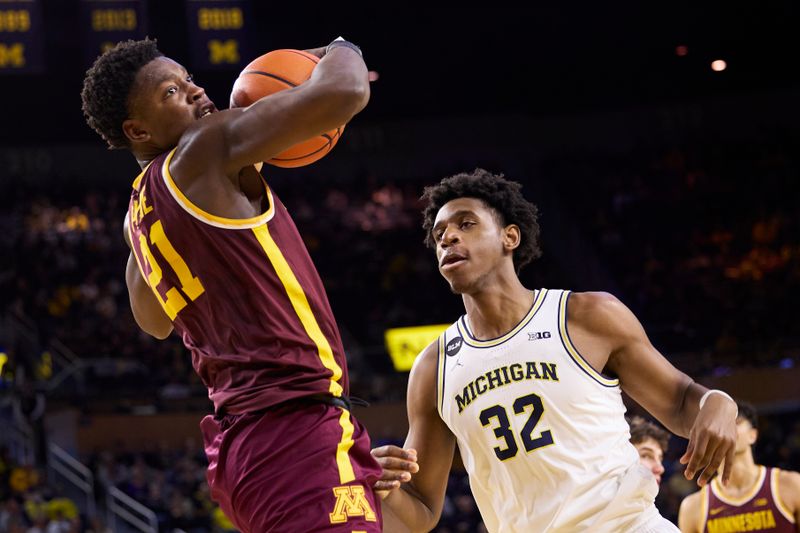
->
<box><xmin>126</xmin><ymin>252</ymin><xmax>173</xmax><ymax>340</ymax></box>
<box><xmin>597</xmin><ymin>296</ymin><xmax>694</xmax><ymax>436</ymax></box>
<box><xmin>403</xmin><ymin>343</ymin><xmax>457</xmax><ymax>520</ymax></box>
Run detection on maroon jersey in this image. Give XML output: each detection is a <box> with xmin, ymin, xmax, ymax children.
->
<box><xmin>127</xmin><ymin>149</ymin><xmax>349</xmax><ymax>414</ymax></box>
<box><xmin>703</xmin><ymin>466</ymin><xmax>796</xmax><ymax>533</ymax></box>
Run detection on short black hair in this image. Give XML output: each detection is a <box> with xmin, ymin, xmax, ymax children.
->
<box><xmin>628</xmin><ymin>416</ymin><xmax>670</xmax><ymax>453</ymax></box>
<box><xmin>81</xmin><ymin>38</ymin><xmax>163</xmax><ymax>149</ymax></box>
<box><xmin>737</xmin><ymin>401</ymin><xmax>759</xmax><ymax>430</ymax></box>
<box><xmin>421</xmin><ymin>169</ymin><xmax>542</xmax><ymax>273</ymax></box>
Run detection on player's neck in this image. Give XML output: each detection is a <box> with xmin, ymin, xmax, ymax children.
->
<box><xmin>724</xmin><ymin>451</ymin><xmax>760</xmax><ymax>493</ymax></box>
<box><xmin>132</xmin><ymin>144</ymin><xmax>171</xmax><ymax>170</ymax></box>
<box><xmin>462</xmin><ymin>278</ymin><xmax>534</xmax><ymax>340</ymax></box>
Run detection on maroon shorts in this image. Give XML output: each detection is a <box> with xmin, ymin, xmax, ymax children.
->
<box><xmin>200</xmin><ymin>401</ymin><xmax>383</xmax><ymax>533</ymax></box>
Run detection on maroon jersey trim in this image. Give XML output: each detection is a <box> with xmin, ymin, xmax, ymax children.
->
<box><xmin>710</xmin><ymin>465</ymin><xmax>767</xmax><ymax>506</ymax></box>
<box><xmin>161</xmin><ymin>148</ymin><xmax>276</xmax><ymax>229</ymax></box>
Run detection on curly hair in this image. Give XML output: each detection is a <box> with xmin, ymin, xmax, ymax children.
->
<box><xmin>421</xmin><ymin>169</ymin><xmax>542</xmax><ymax>273</ymax></box>
<box><xmin>81</xmin><ymin>38</ymin><xmax>163</xmax><ymax>149</ymax></box>
<box><xmin>628</xmin><ymin>416</ymin><xmax>670</xmax><ymax>453</ymax></box>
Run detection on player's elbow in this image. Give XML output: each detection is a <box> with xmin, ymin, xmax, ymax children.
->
<box><xmin>148</xmin><ymin>324</ymin><xmax>173</xmax><ymax>340</ymax></box>
<box><xmin>319</xmin><ymin>77</ymin><xmax>370</xmax><ymax>122</ymax></box>
<box><xmin>135</xmin><ymin>315</ymin><xmax>173</xmax><ymax>340</ymax></box>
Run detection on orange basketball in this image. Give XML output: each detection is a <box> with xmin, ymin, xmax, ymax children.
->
<box><xmin>230</xmin><ymin>49</ymin><xmax>344</xmax><ymax>168</ymax></box>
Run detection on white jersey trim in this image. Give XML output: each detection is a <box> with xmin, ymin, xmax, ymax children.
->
<box><xmin>457</xmin><ymin>289</ymin><xmax>549</xmax><ymax>348</ymax></box>
<box><xmin>557</xmin><ymin>291</ymin><xmax>620</xmax><ymax>387</ymax></box>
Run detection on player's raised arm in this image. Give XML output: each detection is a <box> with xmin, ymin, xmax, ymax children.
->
<box><xmin>567</xmin><ymin>291</ymin><xmax>737</xmax><ymax>487</ymax></box>
<box><xmin>372</xmin><ymin>341</ymin><xmax>457</xmax><ymax>532</ymax></box>
<box><xmin>178</xmin><ymin>39</ymin><xmax>369</xmax><ymax>176</ymax></box>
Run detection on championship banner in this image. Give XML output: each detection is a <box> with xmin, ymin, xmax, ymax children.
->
<box><xmin>80</xmin><ymin>0</ymin><xmax>147</xmax><ymax>68</ymax></box>
<box><xmin>0</xmin><ymin>0</ymin><xmax>44</xmax><ymax>73</ymax></box>
<box><xmin>186</xmin><ymin>0</ymin><xmax>250</xmax><ymax>70</ymax></box>
<box><xmin>385</xmin><ymin>324</ymin><xmax>449</xmax><ymax>372</ymax></box>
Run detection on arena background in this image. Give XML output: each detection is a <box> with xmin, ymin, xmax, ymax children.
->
<box><xmin>1</xmin><ymin>2</ymin><xmax>799</xmax><ymax>531</ymax></box>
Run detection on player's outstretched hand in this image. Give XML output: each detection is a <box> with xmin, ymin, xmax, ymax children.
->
<box><xmin>680</xmin><ymin>393</ymin><xmax>738</xmax><ymax>487</ymax></box>
<box><xmin>370</xmin><ymin>445</ymin><xmax>419</xmax><ymax>499</ymax></box>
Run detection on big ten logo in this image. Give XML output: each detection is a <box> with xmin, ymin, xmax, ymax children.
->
<box><xmin>91</xmin><ymin>9</ymin><xmax>137</xmax><ymax>32</ymax></box>
<box><xmin>197</xmin><ymin>8</ymin><xmax>243</xmax><ymax>30</ymax></box>
<box><xmin>0</xmin><ymin>9</ymin><xmax>31</xmax><ymax>32</ymax></box>
<box><xmin>0</xmin><ymin>42</ymin><xmax>25</xmax><ymax>68</ymax></box>
<box><xmin>208</xmin><ymin>39</ymin><xmax>239</xmax><ymax>65</ymax></box>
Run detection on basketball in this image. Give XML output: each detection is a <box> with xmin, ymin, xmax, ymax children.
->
<box><xmin>230</xmin><ymin>49</ymin><xmax>344</xmax><ymax>168</ymax></box>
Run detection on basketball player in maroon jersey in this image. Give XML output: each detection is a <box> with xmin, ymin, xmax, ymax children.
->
<box><xmin>678</xmin><ymin>402</ymin><xmax>800</xmax><ymax>532</ymax></box>
<box><xmin>81</xmin><ymin>38</ymin><xmax>382</xmax><ymax>532</ymax></box>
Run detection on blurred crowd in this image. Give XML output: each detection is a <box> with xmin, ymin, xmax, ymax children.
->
<box><xmin>2</xmin><ymin>136</ymin><xmax>798</xmax><ymax>403</ymax></box>
<box><xmin>1</xmin><ymin>134</ymin><xmax>799</xmax><ymax>530</ymax></box>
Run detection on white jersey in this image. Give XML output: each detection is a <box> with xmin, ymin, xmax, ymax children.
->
<box><xmin>436</xmin><ymin>288</ymin><xmax>663</xmax><ymax>533</ymax></box>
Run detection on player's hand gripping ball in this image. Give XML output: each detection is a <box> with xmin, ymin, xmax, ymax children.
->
<box><xmin>230</xmin><ymin>49</ymin><xmax>345</xmax><ymax>168</ymax></box>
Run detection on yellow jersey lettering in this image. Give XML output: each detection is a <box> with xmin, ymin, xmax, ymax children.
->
<box><xmin>328</xmin><ymin>486</ymin><xmax>376</xmax><ymax>524</ymax></box>
<box><xmin>138</xmin><ymin>233</ymin><xmax>187</xmax><ymax>320</ymax></box>
<box><xmin>706</xmin><ymin>509</ymin><xmax>778</xmax><ymax>532</ymax></box>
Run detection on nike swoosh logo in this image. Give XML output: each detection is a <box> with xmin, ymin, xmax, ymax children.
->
<box><xmin>709</xmin><ymin>507</ymin><xmax>725</xmax><ymax>516</ymax></box>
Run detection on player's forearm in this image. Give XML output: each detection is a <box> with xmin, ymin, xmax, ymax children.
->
<box><xmin>382</xmin><ymin>487</ymin><xmax>440</xmax><ymax>533</ymax></box>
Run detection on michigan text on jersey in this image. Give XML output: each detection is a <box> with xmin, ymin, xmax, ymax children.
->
<box><xmin>455</xmin><ymin>361</ymin><xmax>559</xmax><ymax>413</ymax></box>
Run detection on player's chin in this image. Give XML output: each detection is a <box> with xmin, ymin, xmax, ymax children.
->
<box><xmin>444</xmin><ymin>274</ymin><xmax>470</xmax><ymax>295</ymax></box>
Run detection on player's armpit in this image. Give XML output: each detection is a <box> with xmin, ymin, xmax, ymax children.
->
<box><xmin>677</xmin><ymin>491</ymin><xmax>703</xmax><ymax>533</ymax></box>
<box><xmin>381</xmin><ymin>340</ymin><xmax>457</xmax><ymax>532</ymax></box>
<box><xmin>126</xmin><ymin>253</ymin><xmax>173</xmax><ymax>340</ymax></box>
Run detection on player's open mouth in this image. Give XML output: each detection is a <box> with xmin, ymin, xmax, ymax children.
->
<box><xmin>440</xmin><ymin>253</ymin><xmax>467</xmax><ymax>271</ymax></box>
<box><xmin>197</xmin><ymin>104</ymin><xmax>215</xmax><ymax>119</ymax></box>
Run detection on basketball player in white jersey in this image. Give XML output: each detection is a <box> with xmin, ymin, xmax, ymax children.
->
<box><xmin>372</xmin><ymin>169</ymin><xmax>738</xmax><ymax>533</ymax></box>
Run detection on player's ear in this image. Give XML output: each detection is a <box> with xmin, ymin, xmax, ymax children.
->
<box><xmin>748</xmin><ymin>428</ymin><xmax>758</xmax><ymax>446</ymax></box>
<box><xmin>122</xmin><ymin>118</ymin><xmax>151</xmax><ymax>144</ymax></box>
<box><xmin>502</xmin><ymin>224</ymin><xmax>521</xmax><ymax>252</ymax></box>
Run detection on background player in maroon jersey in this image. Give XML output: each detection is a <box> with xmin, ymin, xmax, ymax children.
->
<box><xmin>80</xmin><ymin>38</ymin><xmax>382</xmax><ymax>532</ymax></box>
<box><xmin>679</xmin><ymin>402</ymin><xmax>800</xmax><ymax>532</ymax></box>
<box><xmin>630</xmin><ymin>416</ymin><xmax>670</xmax><ymax>487</ymax></box>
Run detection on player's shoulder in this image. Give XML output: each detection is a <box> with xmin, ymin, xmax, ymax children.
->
<box><xmin>678</xmin><ymin>488</ymin><xmax>705</xmax><ymax>533</ymax></box>
<box><xmin>680</xmin><ymin>488</ymin><xmax>704</xmax><ymax>507</ymax></box>
<box><xmin>410</xmin><ymin>338</ymin><xmax>441</xmax><ymax>379</ymax></box>
<box><xmin>567</xmin><ymin>291</ymin><xmax>625</xmax><ymax>315</ymax></box>
<box><xmin>566</xmin><ymin>291</ymin><xmax>640</xmax><ymax>335</ymax></box>
<box><xmin>777</xmin><ymin>467</ymin><xmax>800</xmax><ymax>497</ymax></box>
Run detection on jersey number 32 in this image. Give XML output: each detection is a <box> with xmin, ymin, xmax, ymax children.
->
<box><xmin>479</xmin><ymin>393</ymin><xmax>554</xmax><ymax>461</ymax></box>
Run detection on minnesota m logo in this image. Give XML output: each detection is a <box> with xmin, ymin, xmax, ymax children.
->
<box><xmin>329</xmin><ymin>485</ymin><xmax>377</xmax><ymax>524</ymax></box>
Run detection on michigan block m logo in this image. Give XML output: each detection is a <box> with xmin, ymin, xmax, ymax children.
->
<box><xmin>329</xmin><ymin>485</ymin><xmax>377</xmax><ymax>524</ymax></box>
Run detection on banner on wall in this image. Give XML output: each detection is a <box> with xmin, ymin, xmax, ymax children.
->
<box><xmin>0</xmin><ymin>0</ymin><xmax>44</xmax><ymax>74</ymax></box>
<box><xmin>80</xmin><ymin>0</ymin><xmax>148</xmax><ymax>68</ymax></box>
<box><xmin>186</xmin><ymin>0</ymin><xmax>251</xmax><ymax>70</ymax></box>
